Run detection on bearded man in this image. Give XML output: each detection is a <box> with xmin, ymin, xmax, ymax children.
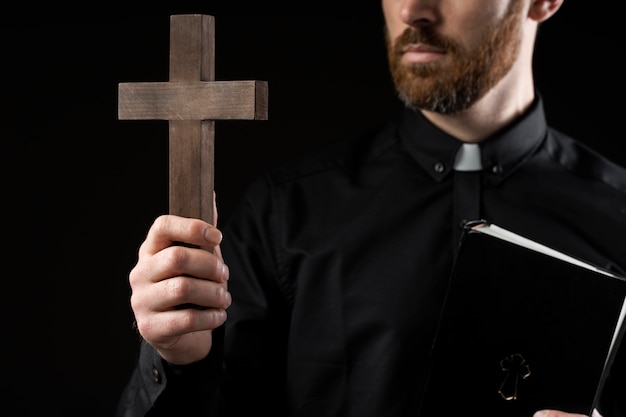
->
<box><xmin>117</xmin><ymin>1</ymin><xmax>626</xmax><ymax>416</ymax></box>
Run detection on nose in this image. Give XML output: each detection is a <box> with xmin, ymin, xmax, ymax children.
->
<box><xmin>399</xmin><ymin>0</ymin><xmax>438</xmax><ymax>27</ymax></box>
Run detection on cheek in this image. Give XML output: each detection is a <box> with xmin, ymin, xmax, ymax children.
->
<box><xmin>382</xmin><ymin>1</ymin><xmax>404</xmax><ymax>40</ymax></box>
<box><xmin>384</xmin><ymin>22</ymin><xmax>404</xmax><ymax>51</ymax></box>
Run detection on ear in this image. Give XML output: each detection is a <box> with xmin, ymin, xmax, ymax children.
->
<box><xmin>528</xmin><ymin>0</ymin><xmax>564</xmax><ymax>23</ymax></box>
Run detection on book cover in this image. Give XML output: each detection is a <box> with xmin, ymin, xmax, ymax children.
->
<box><xmin>417</xmin><ymin>220</ymin><xmax>626</xmax><ymax>417</ymax></box>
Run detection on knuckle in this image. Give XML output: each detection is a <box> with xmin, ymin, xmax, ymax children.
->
<box><xmin>149</xmin><ymin>216</ymin><xmax>170</xmax><ymax>242</ymax></box>
<box><xmin>128</xmin><ymin>267</ymin><xmax>142</xmax><ymax>287</ymax></box>
<box><xmin>170</xmin><ymin>309</ymin><xmax>197</xmax><ymax>331</ymax></box>
<box><xmin>164</xmin><ymin>276</ymin><xmax>194</xmax><ymax>303</ymax></box>
<box><xmin>152</xmin><ymin>214</ymin><xmax>171</xmax><ymax>232</ymax></box>
<box><xmin>129</xmin><ymin>293</ymin><xmax>141</xmax><ymax>311</ymax></box>
<box><xmin>134</xmin><ymin>315</ymin><xmax>153</xmax><ymax>339</ymax></box>
<box><xmin>162</xmin><ymin>246</ymin><xmax>189</xmax><ymax>271</ymax></box>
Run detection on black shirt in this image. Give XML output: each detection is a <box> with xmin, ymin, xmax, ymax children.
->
<box><xmin>116</xmin><ymin>96</ymin><xmax>626</xmax><ymax>417</ymax></box>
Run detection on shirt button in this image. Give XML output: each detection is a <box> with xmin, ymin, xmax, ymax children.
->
<box><xmin>491</xmin><ymin>164</ymin><xmax>503</xmax><ymax>174</ymax></box>
<box><xmin>152</xmin><ymin>367</ymin><xmax>162</xmax><ymax>384</ymax></box>
<box><xmin>434</xmin><ymin>162</ymin><xmax>446</xmax><ymax>173</ymax></box>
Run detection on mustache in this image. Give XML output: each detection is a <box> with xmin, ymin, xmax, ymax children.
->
<box><xmin>392</xmin><ymin>27</ymin><xmax>459</xmax><ymax>55</ymax></box>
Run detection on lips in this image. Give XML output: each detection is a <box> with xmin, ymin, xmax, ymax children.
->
<box><xmin>402</xmin><ymin>43</ymin><xmax>445</xmax><ymax>54</ymax></box>
<box><xmin>400</xmin><ymin>43</ymin><xmax>446</xmax><ymax>64</ymax></box>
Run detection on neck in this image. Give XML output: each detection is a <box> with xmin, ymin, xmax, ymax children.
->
<box><xmin>420</xmin><ymin>77</ymin><xmax>535</xmax><ymax>143</ymax></box>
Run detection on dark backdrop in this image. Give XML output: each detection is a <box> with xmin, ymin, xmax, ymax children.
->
<box><xmin>3</xmin><ymin>3</ymin><xmax>622</xmax><ymax>416</ymax></box>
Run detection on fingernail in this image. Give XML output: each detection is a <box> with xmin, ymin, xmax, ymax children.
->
<box><xmin>222</xmin><ymin>263</ymin><xmax>229</xmax><ymax>281</ymax></box>
<box><xmin>204</xmin><ymin>226</ymin><xmax>223</xmax><ymax>245</ymax></box>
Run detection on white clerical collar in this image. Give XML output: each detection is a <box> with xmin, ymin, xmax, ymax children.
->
<box><xmin>453</xmin><ymin>143</ymin><xmax>483</xmax><ymax>172</ymax></box>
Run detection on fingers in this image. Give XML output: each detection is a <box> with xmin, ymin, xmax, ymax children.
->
<box><xmin>135</xmin><ymin>274</ymin><xmax>231</xmax><ymax>312</ymax></box>
<box><xmin>134</xmin><ymin>306</ymin><xmax>225</xmax><ymax>364</ymax></box>
<box><xmin>136</xmin><ymin>304</ymin><xmax>228</xmax><ymax>345</ymax></box>
<box><xmin>130</xmin><ymin>231</ymin><xmax>231</xmax><ymax>314</ymax></box>
<box><xmin>130</xmin><ymin>246</ymin><xmax>231</xmax><ymax>356</ymax></box>
<box><xmin>133</xmin><ymin>243</ymin><xmax>228</xmax><ymax>285</ymax></box>
<box><xmin>128</xmin><ymin>212</ymin><xmax>231</xmax><ymax>363</ymax></box>
<box><xmin>139</xmin><ymin>214</ymin><xmax>223</xmax><ymax>257</ymax></box>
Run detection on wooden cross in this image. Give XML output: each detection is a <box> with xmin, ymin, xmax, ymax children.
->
<box><xmin>118</xmin><ymin>14</ymin><xmax>268</xmax><ymax>226</ymax></box>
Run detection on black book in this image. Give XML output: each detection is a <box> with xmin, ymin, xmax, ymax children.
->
<box><xmin>418</xmin><ymin>220</ymin><xmax>626</xmax><ymax>417</ymax></box>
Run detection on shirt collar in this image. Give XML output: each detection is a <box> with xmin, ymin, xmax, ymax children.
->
<box><xmin>395</xmin><ymin>95</ymin><xmax>548</xmax><ymax>183</ymax></box>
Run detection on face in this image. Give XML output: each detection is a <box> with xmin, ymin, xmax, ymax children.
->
<box><xmin>383</xmin><ymin>0</ymin><xmax>526</xmax><ymax>114</ymax></box>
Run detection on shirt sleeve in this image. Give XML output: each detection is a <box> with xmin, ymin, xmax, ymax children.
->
<box><xmin>115</xmin><ymin>327</ymin><xmax>225</xmax><ymax>417</ymax></box>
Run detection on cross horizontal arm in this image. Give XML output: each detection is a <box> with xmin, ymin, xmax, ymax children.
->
<box><xmin>118</xmin><ymin>80</ymin><xmax>268</xmax><ymax>120</ymax></box>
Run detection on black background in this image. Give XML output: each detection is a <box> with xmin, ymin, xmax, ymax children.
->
<box><xmin>3</xmin><ymin>2</ymin><xmax>622</xmax><ymax>416</ymax></box>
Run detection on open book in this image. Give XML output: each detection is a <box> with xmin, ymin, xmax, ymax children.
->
<box><xmin>418</xmin><ymin>220</ymin><xmax>626</xmax><ymax>417</ymax></box>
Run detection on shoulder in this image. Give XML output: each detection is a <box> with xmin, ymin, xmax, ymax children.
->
<box><xmin>229</xmin><ymin>118</ymin><xmax>399</xmax><ymax>213</ymax></box>
<box><xmin>264</xmin><ymin>119</ymin><xmax>399</xmax><ymax>186</ymax></box>
<box><xmin>544</xmin><ymin>128</ymin><xmax>626</xmax><ymax>194</ymax></box>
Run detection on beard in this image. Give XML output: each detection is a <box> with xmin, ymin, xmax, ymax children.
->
<box><xmin>385</xmin><ymin>2</ymin><xmax>524</xmax><ymax>114</ymax></box>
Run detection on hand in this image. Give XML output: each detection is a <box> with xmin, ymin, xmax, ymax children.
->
<box><xmin>129</xmin><ymin>214</ymin><xmax>231</xmax><ymax>365</ymax></box>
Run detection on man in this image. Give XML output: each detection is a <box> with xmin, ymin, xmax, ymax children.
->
<box><xmin>117</xmin><ymin>0</ymin><xmax>626</xmax><ymax>416</ymax></box>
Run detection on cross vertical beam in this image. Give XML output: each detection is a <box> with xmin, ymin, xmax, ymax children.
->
<box><xmin>169</xmin><ymin>15</ymin><xmax>215</xmax><ymax>224</ymax></box>
<box><xmin>118</xmin><ymin>14</ymin><xmax>268</xmax><ymax>226</ymax></box>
